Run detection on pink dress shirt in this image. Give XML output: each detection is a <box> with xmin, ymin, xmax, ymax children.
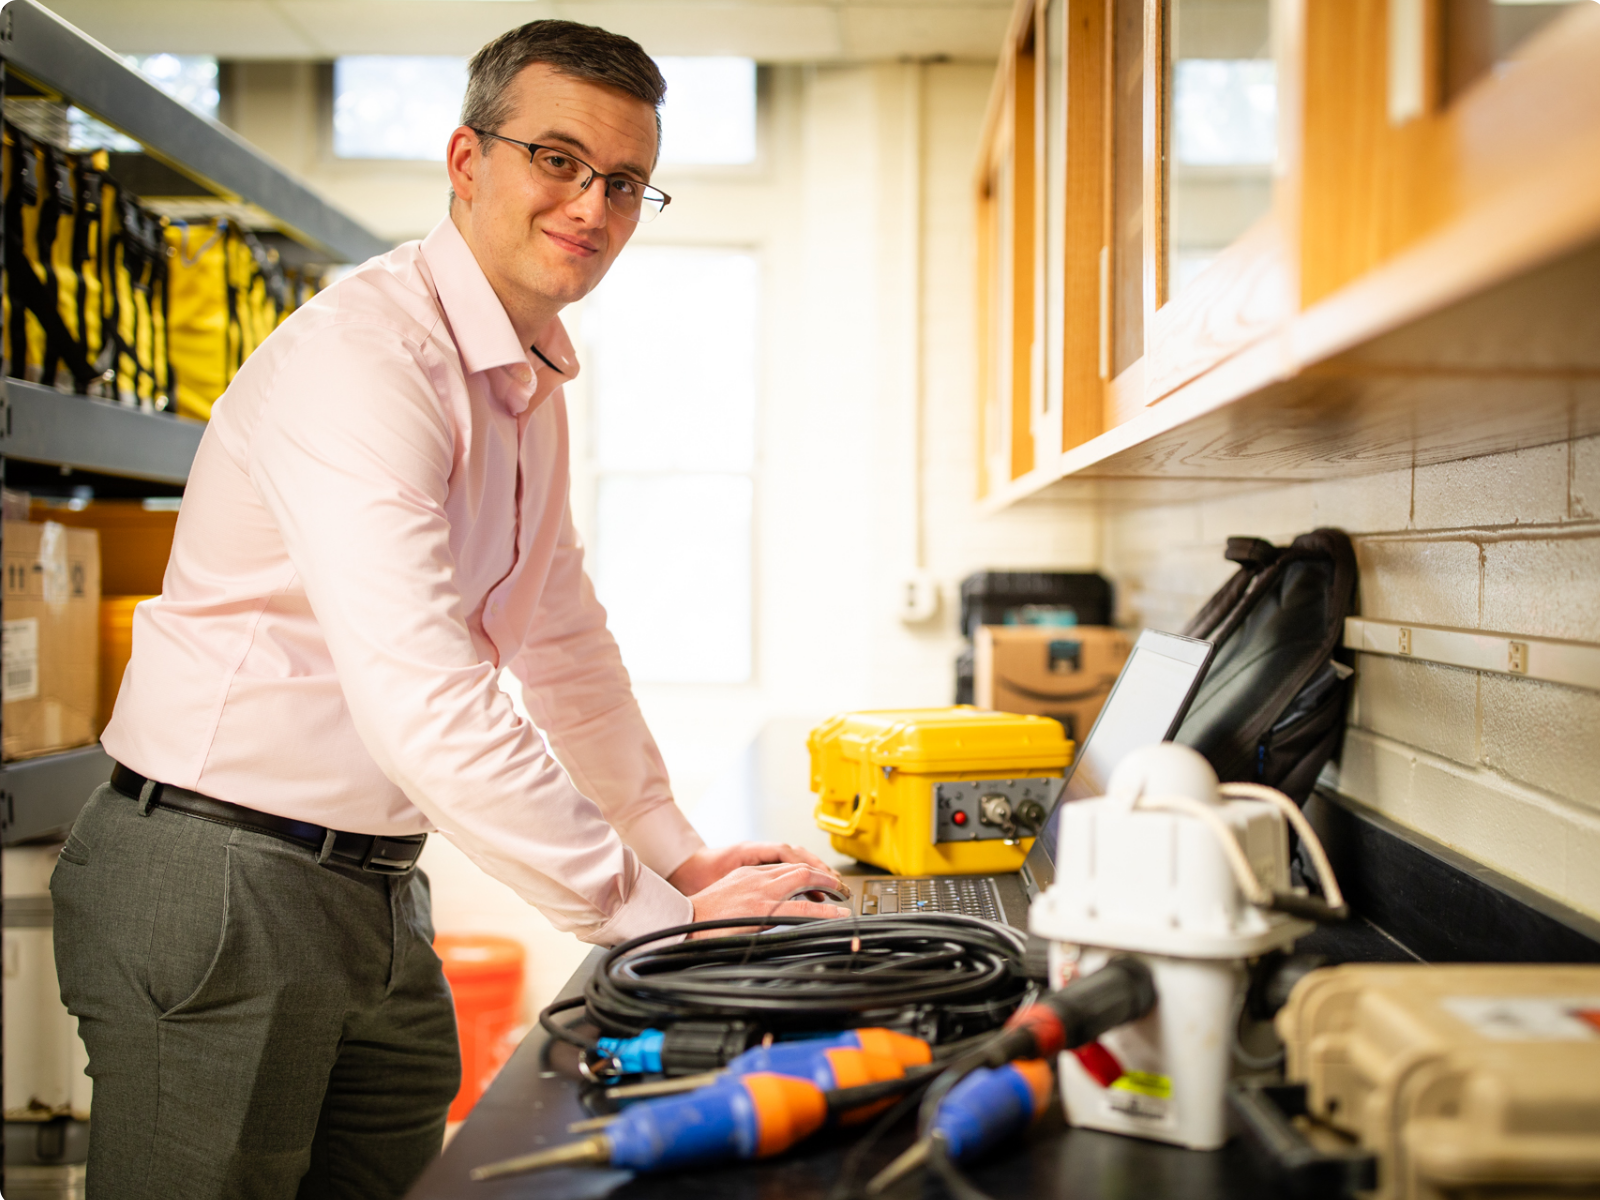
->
<box><xmin>103</xmin><ymin>216</ymin><xmax>702</xmax><ymax>945</ymax></box>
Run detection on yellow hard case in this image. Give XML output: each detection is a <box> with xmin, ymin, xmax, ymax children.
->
<box><xmin>808</xmin><ymin>706</ymin><xmax>1073</xmax><ymax>877</ymax></box>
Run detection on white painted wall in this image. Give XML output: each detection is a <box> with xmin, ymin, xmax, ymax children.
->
<box><xmin>607</xmin><ymin>63</ymin><xmax>1099</xmax><ymax>815</ymax></box>
<box><xmin>1099</xmin><ymin>440</ymin><xmax>1600</xmax><ymax>922</ymax></box>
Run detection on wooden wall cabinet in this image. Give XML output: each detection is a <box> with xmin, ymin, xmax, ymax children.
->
<box><xmin>977</xmin><ymin>10</ymin><xmax>1037</xmax><ymax>495</ymax></box>
<box><xmin>975</xmin><ymin>0</ymin><xmax>1600</xmax><ymax>505</ymax></box>
<box><xmin>977</xmin><ymin>0</ymin><xmax>1109</xmax><ymax>496</ymax></box>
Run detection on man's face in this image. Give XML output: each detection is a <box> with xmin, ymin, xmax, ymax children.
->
<box><xmin>452</xmin><ymin>63</ymin><xmax>657</xmax><ymax>321</ymax></box>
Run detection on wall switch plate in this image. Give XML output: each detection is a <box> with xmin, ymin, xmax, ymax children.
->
<box><xmin>898</xmin><ymin>571</ymin><xmax>939</xmax><ymax>624</ymax></box>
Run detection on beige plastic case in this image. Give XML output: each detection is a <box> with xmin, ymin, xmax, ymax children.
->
<box><xmin>1277</xmin><ymin>964</ymin><xmax>1600</xmax><ymax>1200</ymax></box>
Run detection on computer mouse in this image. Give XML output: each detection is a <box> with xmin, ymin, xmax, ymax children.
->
<box><xmin>789</xmin><ymin>884</ymin><xmax>851</xmax><ymax>904</ymax></box>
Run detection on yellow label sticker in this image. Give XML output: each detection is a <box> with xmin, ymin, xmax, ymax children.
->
<box><xmin>1109</xmin><ymin>1070</ymin><xmax>1172</xmax><ymax>1100</ymax></box>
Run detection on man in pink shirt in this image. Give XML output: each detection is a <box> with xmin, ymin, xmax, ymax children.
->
<box><xmin>51</xmin><ymin>20</ymin><xmax>846</xmax><ymax>1200</ymax></box>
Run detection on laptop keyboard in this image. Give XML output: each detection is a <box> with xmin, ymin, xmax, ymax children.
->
<box><xmin>860</xmin><ymin>876</ymin><xmax>1003</xmax><ymax>922</ymax></box>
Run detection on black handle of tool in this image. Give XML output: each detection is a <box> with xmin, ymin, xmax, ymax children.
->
<box><xmin>1227</xmin><ymin>1081</ymin><xmax>1377</xmax><ymax>1198</ymax></box>
<box><xmin>1054</xmin><ymin>955</ymin><xmax>1158</xmax><ymax>1046</ymax></box>
<box><xmin>986</xmin><ymin>955</ymin><xmax>1157</xmax><ymax>1064</ymax></box>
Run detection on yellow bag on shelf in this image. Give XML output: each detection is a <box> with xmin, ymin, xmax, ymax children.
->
<box><xmin>4</xmin><ymin>127</ymin><xmax>105</xmax><ymax>393</ymax></box>
<box><xmin>167</xmin><ymin>219</ymin><xmax>312</xmax><ymax>421</ymax></box>
<box><xmin>3</xmin><ymin>121</ymin><xmax>172</xmax><ymax>410</ymax></box>
<box><xmin>105</xmin><ymin>194</ymin><xmax>171</xmax><ymax>408</ymax></box>
<box><xmin>164</xmin><ymin>221</ymin><xmax>229</xmax><ymax>419</ymax></box>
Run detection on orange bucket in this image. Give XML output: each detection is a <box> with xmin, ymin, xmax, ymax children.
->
<box><xmin>435</xmin><ymin>934</ymin><xmax>526</xmax><ymax>1122</ymax></box>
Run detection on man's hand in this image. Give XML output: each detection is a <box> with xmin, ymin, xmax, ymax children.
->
<box><xmin>681</xmin><ymin>861</ymin><xmax>852</xmax><ymax>937</ymax></box>
<box><xmin>667</xmin><ymin>842</ymin><xmax>840</xmax><ymax>896</ymax></box>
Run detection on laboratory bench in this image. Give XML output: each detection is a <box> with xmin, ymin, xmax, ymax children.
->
<box><xmin>403</xmin><ymin>720</ymin><xmax>1600</xmax><ymax>1200</ymax></box>
<box><xmin>405</xmin><ymin>915</ymin><xmax>1417</xmax><ymax>1200</ymax></box>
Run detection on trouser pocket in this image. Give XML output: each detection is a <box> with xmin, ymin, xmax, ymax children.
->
<box><xmin>51</xmin><ymin>791</ymin><xmax>236</xmax><ymax>1021</ymax></box>
<box><xmin>145</xmin><ymin>842</ymin><xmax>233</xmax><ymax>1017</ymax></box>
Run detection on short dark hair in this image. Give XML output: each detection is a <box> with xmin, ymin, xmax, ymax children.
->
<box><xmin>462</xmin><ymin>19</ymin><xmax>666</xmax><ymax>152</ymax></box>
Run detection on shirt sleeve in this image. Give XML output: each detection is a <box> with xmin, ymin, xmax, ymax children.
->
<box><xmin>506</xmin><ymin>503</ymin><xmax>706</xmax><ymax>884</ymax></box>
<box><xmin>245</xmin><ymin>322</ymin><xmax>693</xmax><ymax>946</ymax></box>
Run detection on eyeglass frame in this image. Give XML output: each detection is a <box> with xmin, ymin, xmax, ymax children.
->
<box><xmin>468</xmin><ymin>128</ymin><xmax>672</xmax><ymax>222</ymax></box>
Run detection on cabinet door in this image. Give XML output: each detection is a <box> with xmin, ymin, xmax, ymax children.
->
<box><xmin>976</xmin><ymin>13</ymin><xmax>1039</xmax><ymax>495</ymax></box>
<box><xmin>1139</xmin><ymin>0</ymin><xmax>1296</xmax><ymax>408</ymax></box>
<box><xmin>1036</xmin><ymin>0</ymin><xmax>1114</xmax><ymax>457</ymax></box>
<box><xmin>1301</xmin><ymin>0</ymin><xmax>1598</xmax><ymax>306</ymax></box>
<box><xmin>1162</xmin><ymin>0</ymin><xmax>1278</xmax><ymax>303</ymax></box>
<box><xmin>1004</xmin><ymin>0</ymin><xmax>1297</xmax><ymax>449</ymax></box>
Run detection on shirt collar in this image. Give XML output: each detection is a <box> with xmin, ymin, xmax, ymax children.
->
<box><xmin>419</xmin><ymin>217</ymin><xmax>581</xmax><ymax>413</ymax></box>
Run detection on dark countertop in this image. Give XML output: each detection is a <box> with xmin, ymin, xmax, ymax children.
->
<box><xmin>405</xmin><ymin>968</ymin><xmax>1281</xmax><ymax>1200</ymax></box>
<box><xmin>407</xmin><ymin>913</ymin><xmax>1413</xmax><ymax>1200</ymax></box>
<box><xmin>404</xmin><ymin>729</ymin><xmax>1451</xmax><ymax>1200</ymax></box>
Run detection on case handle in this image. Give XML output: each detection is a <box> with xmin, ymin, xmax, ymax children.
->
<box><xmin>813</xmin><ymin>795</ymin><xmax>869</xmax><ymax>838</ymax></box>
<box><xmin>1228</xmin><ymin>1080</ymin><xmax>1376</xmax><ymax>1198</ymax></box>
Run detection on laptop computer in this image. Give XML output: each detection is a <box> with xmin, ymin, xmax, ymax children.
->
<box><xmin>840</xmin><ymin>629</ymin><xmax>1216</xmax><ymax>928</ymax></box>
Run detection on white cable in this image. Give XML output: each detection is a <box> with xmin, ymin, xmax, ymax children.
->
<box><xmin>1131</xmin><ymin>793</ymin><xmax>1273</xmax><ymax>906</ymax></box>
<box><xmin>1219</xmin><ymin>783</ymin><xmax>1346</xmax><ymax>913</ymax></box>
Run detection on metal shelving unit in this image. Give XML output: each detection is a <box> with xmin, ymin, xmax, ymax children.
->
<box><xmin>1</xmin><ymin>744</ymin><xmax>113</xmax><ymax>844</ymax></box>
<box><xmin>1</xmin><ymin>379</ymin><xmax>203</xmax><ymax>486</ymax></box>
<box><xmin>0</xmin><ymin>0</ymin><xmax>387</xmax><ymax>848</ymax></box>
<box><xmin>0</xmin><ymin>0</ymin><xmax>388</xmax><ymax>263</ymax></box>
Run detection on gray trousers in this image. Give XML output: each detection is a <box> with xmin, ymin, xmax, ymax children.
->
<box><xmin>50</xmin><ymin>785</ymin><xmax>461</xmax><ymax>1200</ymax></box>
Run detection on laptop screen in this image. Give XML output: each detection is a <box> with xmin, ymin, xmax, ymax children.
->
<box><xmin>1020</xmin><ymin>629</ymin><xmax>1214</xmax><ymax>895</ymax></box>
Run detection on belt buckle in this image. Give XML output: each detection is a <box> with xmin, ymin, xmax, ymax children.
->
<box><xmin>361</xmin><ymin>835</ymin><xmax>423</xmax><ymax>875</ymax></box>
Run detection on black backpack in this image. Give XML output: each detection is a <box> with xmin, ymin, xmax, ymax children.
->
<box><xmin>1173</xmin><ymin>529</ymin><xmax>1358</xmax><ymax>804</ymax></box>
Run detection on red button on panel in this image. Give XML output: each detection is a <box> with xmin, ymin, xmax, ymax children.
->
<box><xmin>952</xmin><ymin>811</ymin><xmax>967</xmax><ymax>826</ymax></box>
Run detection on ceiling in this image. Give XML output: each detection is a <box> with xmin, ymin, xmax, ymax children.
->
<box><xmin>42</xmin><ymin>0</ymin><xmax>1012</xmax><ymax>62</ymax></box>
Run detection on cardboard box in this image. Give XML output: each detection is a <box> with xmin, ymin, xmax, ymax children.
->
<box><xmin>3</xmin><ymin>521</ymin><xmax>101</xmax><ymax>760</ymax></box>
<box><xmin>28</xmin><ymin>499</ymin><xmax>176</xmax><ymax>595</ymax></box>
<box><xmin>974</xmin><ymin>625</ymin><xmax>1131</xmax><ymax>742</ymax></box>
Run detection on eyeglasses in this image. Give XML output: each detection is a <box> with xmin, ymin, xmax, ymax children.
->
<box><xmin>470</xmin><ymin>129</ymin><xmax>671</xmax><ymax>224</ymax></box>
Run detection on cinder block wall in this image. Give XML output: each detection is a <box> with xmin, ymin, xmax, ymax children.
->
<box><xmin>1099</xmin><ymin>437</ymin><xmax>1600</xmax><ymax>921</ymax></box>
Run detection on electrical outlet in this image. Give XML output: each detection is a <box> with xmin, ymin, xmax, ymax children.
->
<box><xmin>1508</xmin><ymin>641</ymin><xmax>1528</xmax><ymax>674</ymax></box>
<box><xmin>897</xmin><ymin>572</ymin><xmax>939</xmax><ymax>624</ymax></box>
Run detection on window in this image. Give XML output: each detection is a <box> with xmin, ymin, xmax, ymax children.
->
<box><xmin>128</xmin><ymin>54</ymin><xmax>220</xmax><ymax>117</ymax></box>
<box><xmin>655</xmin><ymin>58</ymin><xmax>758</xmax><ymax>166</ymax></box>
<box><xmin>582</xmin><ymin>247</ymin><xmax>759</xmax><ymax>683</ymax></box>
<box><xmin>68</xmin><ymin>54</ymin><xmax>219</xmax><ymax>152</ymax></box>
<box><xmin>333</xmin><ymin>56</ymin><xmax>467</xmax><ymax>160</ymax></box>
<box><xmin>327</xmin><ymin>54</ymin><xmax>751</xmax><ymax>166</ymax></box>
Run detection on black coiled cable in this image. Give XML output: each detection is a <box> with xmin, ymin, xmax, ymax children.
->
<box><xmin>541</xmin><ymin>913</ymin><xmax>1034</xmax><ymax>1054</ymax></box>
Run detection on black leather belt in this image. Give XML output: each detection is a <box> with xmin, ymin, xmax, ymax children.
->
<box><xmin>109</xmin><ymin>763</ymin><xmax>426</xmax><ymax>875</ymax></box>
